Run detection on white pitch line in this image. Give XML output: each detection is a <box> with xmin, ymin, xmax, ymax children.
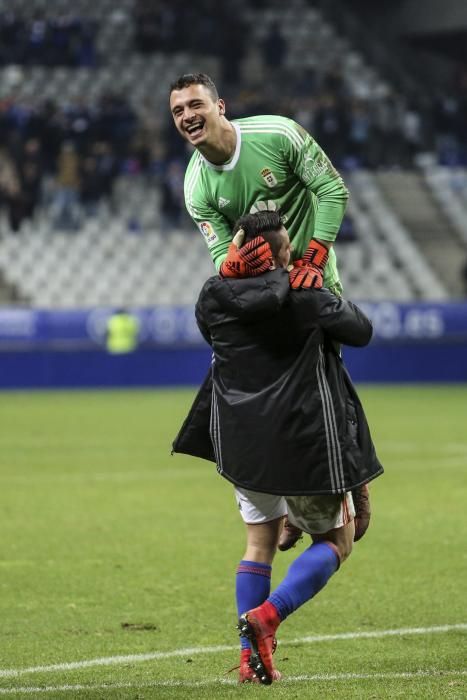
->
<box><xmin>289</xmin><ymin>623</ymin><xmax>467</xmax><ymax>645</ymax></box>
<box><xmin>0</xmin><ymin>624</ymin><xmax>465</xmax><ymax>679</ymax></box>
<box><xmin>0</xmin><ymin>670</ymin><xmax>466</xmax><ymax>694</ymax></box>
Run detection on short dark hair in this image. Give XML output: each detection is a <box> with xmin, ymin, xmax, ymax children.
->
<box><xmin>233</xmin><ymin>211</ymin><xmax>285</xmax><ymax>258</ymax></box>
<box><xmin>169</xmin><ymin>73</ymin><xmax>219</xmax><ymax>101</ymax></box>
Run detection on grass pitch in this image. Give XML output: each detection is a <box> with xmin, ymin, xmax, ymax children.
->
<box><xmin>0</xmin><ymin>385</ymin><xmax>465</xmax><ymax>699</ymax></box>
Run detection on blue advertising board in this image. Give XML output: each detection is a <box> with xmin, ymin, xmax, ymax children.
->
<box><xmin>0</xmin><ymin>302</ymin><xmax>465</xmax><ymax>388</ymax></box>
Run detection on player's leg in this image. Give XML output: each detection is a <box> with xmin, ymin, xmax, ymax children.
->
<box><xmin>311</xmin><ymin>516</ymin><xmax>355</xmax><ymax>561</ymax></box>
<box><xmin>233</xmin><ymin>488</ymin><xmax>284</xmax><ymax>683</ymax></box>
<box><xmin>242</xmin><ymin>519</ymin><xmax>282</xmax><ymax>564</ymax></box>
<box><xmin>269</xmin><ymin>493</ymin><xmax>355</xmax><ymax>616</ymax></box>
<box><xmin>239</xmin><ymin>492</ymin><xmax>355</xmax><ymax>684</ymax></box>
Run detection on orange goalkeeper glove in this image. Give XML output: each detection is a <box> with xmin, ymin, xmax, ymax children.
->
<box><xmin>219</xmin><ymin>230</ymin><xmax>273</xmax><ymax>278</ymax></box>
<box><xmin>289</xmin><ymin>239</ymin><xmax>329</xmax><ymax>290</ymax></box>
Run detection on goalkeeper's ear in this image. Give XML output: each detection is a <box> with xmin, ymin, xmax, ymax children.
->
<box><xmin>232</xmin><ymin>228</ymin><xmax>245</xmax><ymax>248</ymax></box>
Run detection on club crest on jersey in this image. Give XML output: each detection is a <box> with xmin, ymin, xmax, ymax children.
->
<box><xmin>260</xmin><ymin>167</ymin><xmax>278</xmax><ymax>188</ymax></box>
<box><xmin>199</xmin><ymin>221</ymin><xmax>218</xmax><ymax>247</ymax></box>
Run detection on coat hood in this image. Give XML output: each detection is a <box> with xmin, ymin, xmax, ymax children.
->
<box><xmin>204</xmin><ymin>268</ymin><xmax>290</xmax><ymax>321</ymax></box>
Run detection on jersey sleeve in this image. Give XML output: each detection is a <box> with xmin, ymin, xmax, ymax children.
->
<box><xmin>186</xmin><ymin>202</ymin><xmax>232</xmax><ymax>271</ymax></box>
<box><xmin>284</xmin><ymin>119</ymin><xmax>349</xmax><ymax>243</ymax></box>
<box><xmin>184</xmin><ymin>164</ymin><xmax>231</xmax><ymax>272</ymax></box>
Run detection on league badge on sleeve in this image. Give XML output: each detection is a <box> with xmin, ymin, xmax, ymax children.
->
<box><xmin>199</xmin><ymin>221</ymin><xmax>219</xmax><ymax>247</ymax></box>
<box><xmin>261</xmin><ymin>167</ymin><xmax>278</xmax><ymax>188</ymax></box>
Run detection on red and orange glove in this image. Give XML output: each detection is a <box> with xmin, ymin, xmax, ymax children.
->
<box><xmin>289</xmin><ymin>239</ymin><xmax>329</xmax><ymax>290</ymax></box>
<box><xmin>219</xmin><ymin>230</ymin><xmax>273</xmax><ymax>278</ymax></box>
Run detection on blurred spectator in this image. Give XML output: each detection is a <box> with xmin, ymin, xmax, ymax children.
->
<box><xmin>79</xmin><ymin>155</ymin><xmax>103</xmax><ymax>217</ymax></box>
<box><xmin>292</xmin><ymin>95</ymin><xmax>316</xmax><ymax>134</ymax></box>
<box><xmin>400</xmin><ymin>104</ymin><xmax>424</xmax><ymax>167</ymax></box>
<box><xmin>52</xmin><ymin>141</ymin><xmax>81</xmax><ymax>231</ymax></box>
<box><xmin>261</xmin><ymin>22</ymin><xmax>288</xmax><ymax>73</ymax></box>
<box><xmin>133</xmin><ymin>1</ymin><xmax>177</xmax><ymax>53</ymax></box>
<box><xmin>0</xmin><ymin>13</ymin><xmax>23</xmax><ymax>65</ymax></box>
<box><xmin>433</xmin><ymin>94</ymin><xmax>465</xmax><ymax>165</ymax></box>
<box><xmin>34</xmin><ymin>100</ymin><xmax>64</xmax><ymax>174</ymax></box>
<box><xmin>371</xmin><ymin>93</ymin><xmax>406</xmax><ymax>167</ymax></box>
<box><xmin>63</xmin><ymin>98</ymin><xmax>94</xmax><ymax>153</ymax></box>
<box><xmin>131</xmin><ymin>101</ymin><xmax>164</xmax><ymax>174</ymax></box>
<box><xmin>289</xmin><ymin>67</ymin><xmax>318</xmax><ymax>101</ymax></box>
<box><xmin>0</xmin><ymin>147</ymin><xmax>24</xmax><ymax>232</ymax></box>
<box><xmin>90</xmin><ymin>141</ymin><xmax>119</xmax><ymax>205</ymax></box>
<box><xmin>239</xmin><ymin>48</ymin><xmax>267</xmax><ymax>92</ymax></box>
<box><xmin>94</xmin><ymin>94</ymin><xmax>136</xmax><ymax>158</ymax></box>
<box><xmin>17</xmin><ymin>138</ymin><xmax>44</xmax><ymax>221</ymax></box>
<box><xmin>218</xmin><ymin>11</ymin><xmax>247</xmax><ymax>86</ymax></box>
<box><xmin>346</xmin><ymin>99</ymin><xmax>373</xmax><ymax>167</ymax></box>
<box><xmin>321</xmin><ymin>64</ymin><xmax>348</xmax><ymax>100</ymax></box>
<box><xmin>106</xmin><ymin>308</ymin><xmax>140</xmax><ymax>354</ymax></box>
<box><xmin>314</xmin><ymin>93</ymin><xmax>348</xmax><ymax>165</ymax></box>
<box><xmin>160</xmin><ymin>159</ymin><xmax>186</xmax><ymax>229</ymax></box>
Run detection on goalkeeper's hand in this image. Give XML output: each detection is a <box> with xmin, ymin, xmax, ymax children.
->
<box><xmin>289</xmin><ymin>239</ymin><xmax>329</xmax><ymax>290</ymax></box>
<box><xmin>219</xmin><ymin>229</ymin><xmax>273</xmax><ymax>278</ymax></box>
<box><xmin>289</xmin><ymin>260</ymin><xmax>321</xmax><ymax>289</ymax></box>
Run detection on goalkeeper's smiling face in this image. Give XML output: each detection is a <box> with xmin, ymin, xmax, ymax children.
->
<box><xmin>170</xmin><ymin>84</ymin><xmax>227</xmax><ymax>150</ymax></box>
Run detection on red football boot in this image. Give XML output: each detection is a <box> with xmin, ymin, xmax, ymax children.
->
<box><xmin>238</xmin><ymin>648</ymin><xmax>259</xmax><ymax>683</ymax></box>
<box><xmin>233</xmin><ymin>647</ymin><xmax>281</xmax><ymax>683</ymax></box>
<box><xmin>238</xmin><ymin>601</ymin><xmax>281</xmax><ymax>685</ymax></box>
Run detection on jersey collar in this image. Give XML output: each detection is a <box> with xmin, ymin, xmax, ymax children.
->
<box><xmin>200</xmin><ymin>122</ymin><xmax>241</xmax><ymax>171</ymax></box>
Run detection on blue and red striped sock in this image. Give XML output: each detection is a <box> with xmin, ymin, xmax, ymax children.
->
<box><xmin>236</xmin><ymin>560</ymin><xmax>272</xmax><ymax>650</ymax></box>
<box><xmin>268</xmin><ymin>542</ymin><xmax>339</xmax><ymax>621</ymax></box>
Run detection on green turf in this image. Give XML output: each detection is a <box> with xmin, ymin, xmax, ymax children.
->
<box><xmin>0</xmin><ymin>386</ymin><xmax>465</xmax><ymax>699</ymax></box>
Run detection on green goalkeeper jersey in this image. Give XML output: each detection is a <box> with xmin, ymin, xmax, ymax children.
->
<box><xmin>184</xmin><ymin>114</ymin><xmax>349</xmax><ymax>290</ymax></box>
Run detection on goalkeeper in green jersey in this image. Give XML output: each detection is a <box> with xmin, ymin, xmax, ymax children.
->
<box><xmin>169</xmin><ymin>73</ymin><xmax>370</xmax><ymax>551</ymax></box>
<box><xmin>169</xmin><ymin>72</ymin><xmax>349</xmax><ymax>296</ymax></box>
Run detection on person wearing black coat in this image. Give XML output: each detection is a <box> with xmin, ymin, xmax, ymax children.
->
<box><xmin>173</xmin><ymin>211</ymin><xmax>383</xmax><ymax>684</ymax></box>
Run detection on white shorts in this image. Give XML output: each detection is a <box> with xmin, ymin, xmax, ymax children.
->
<box><xmin>234</xmin><ymin>487</ymin><xmax>355</xmax><ymax>535</ymax></box>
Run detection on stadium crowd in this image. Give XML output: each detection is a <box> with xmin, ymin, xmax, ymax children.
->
<box><xmin>0</xmin><ymin>11</ymin><xmax>98</xmax><ymax>68</ymax></box>
<box><xmin>1</xmin><ymin>82</ymin><xmax>466</xmax><ymax>233</ymax></box>
<box><xmin>133</xmin><ymin>0</ymin><xmax>247</xmax><ymax>86</ymax></box>
<box><xmin>0</xmin><ymin>93</ymin><xmax>136</xmax><ymax>232</ymax></box>
<box><xmin>0</xmin><ymin>0</ymin><xmax>466</xmax><ymax>233</ymax></box>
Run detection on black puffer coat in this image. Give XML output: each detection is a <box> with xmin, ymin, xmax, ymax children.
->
<box><xmin>173</xmin><ymin>269</ymin><xmax>383</xmax><ymax>495</ymax></box>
